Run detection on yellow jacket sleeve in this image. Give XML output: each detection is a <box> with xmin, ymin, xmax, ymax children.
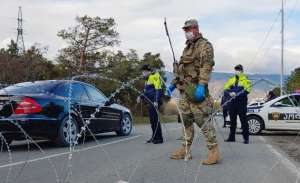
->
<box><xmin>224</xmin><ymin>77</ymin><xmax>235</xmax><ymax>90</ymax></box>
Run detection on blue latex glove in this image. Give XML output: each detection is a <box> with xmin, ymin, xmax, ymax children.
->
<box><xmin>194</xmin><ymin>84</ymin><xmax>205</xmax><ymax>102</ymax></box>
<box><xmin>167</xmin><ymin>84</ymin><xmax>176</xmax><ymax>96</ymax></box>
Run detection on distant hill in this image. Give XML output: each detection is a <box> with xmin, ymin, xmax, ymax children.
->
<box><xmin>211</xmin><ymin>72</ymin><xmax>286</xmax><ymax>84</ymax></box>
<box><xmin>163</xmin><ymin>71</ymin><xmax>289</xmax><ymax>101</ymax></box>
<box><xmin>164</xmin><ymin>71</ymin><xmax>287</xmax><ymax>85</ymax></box>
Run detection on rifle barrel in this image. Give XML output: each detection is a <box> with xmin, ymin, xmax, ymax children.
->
<box><xmin>164</xmin><ymin>18</ymin><xmax>177</xmax><ymax>64</ymax></box>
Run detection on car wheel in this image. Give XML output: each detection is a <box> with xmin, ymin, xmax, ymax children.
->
<box><xmin>247</xmin><ymin>116</ymin><xmax>263</xmax><ymax>135</ymax></box>
<box><xmin>56</xmin><ymin>116</ymin><xmax>78</xmax><ymax>147</ymax></box>
<box><xmin>116</xmin><ymin>114</ymin><xmax>132</xmax><ymax>136</ymax></box>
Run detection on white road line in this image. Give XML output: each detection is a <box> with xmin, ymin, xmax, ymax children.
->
<box><xmin>0</xmin><ymin>135</ymin><xmax>142</xmax><ymax>169</ymax></box>
<box><xmin>260</xmin><ymin>136</ymin><xmax>300</xmax><ymax>176</ymax></box>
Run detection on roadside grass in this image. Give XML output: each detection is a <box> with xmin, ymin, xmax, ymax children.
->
<box><xmin>133</xmin><ymin>115</ymin><xmax>178</xmax><ymax>125</ymax></box>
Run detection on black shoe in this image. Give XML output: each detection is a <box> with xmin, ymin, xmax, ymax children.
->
<box><xmin>225</xmin><ymin>138</ymin><xmax>235</xmax><ymax>142</ymax></box>
<box><xmin>152</xmin><ymin>139</ymin><xmax>163</xmax><ymax>144</ymax></box>
<box><xmin>243</xmin><ymin>140</ymin><xmax>249</xmax><ymax>144</ymax></box>
<box><xmin>146</xmin><ymin>139</ymin><xmax>153</xmax><ymax>143</ymax></box>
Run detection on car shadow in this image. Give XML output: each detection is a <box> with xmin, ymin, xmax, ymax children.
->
<box><xmin>235</xmin><ymin>131</ymin><xmax>300</xmax><ymax>136</ymax></box>
<box><xmin>4</xmin><ymin>133</ymin><xmax>122</xmax><ymax>152</ymax></box>
<box><xmin>259</xmin><ymin>131</ymin><xmax>300</xmax><ymax>136</ymax></box>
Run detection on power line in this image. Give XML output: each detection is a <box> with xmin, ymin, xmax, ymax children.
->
<box><xmin>249</xmin><ymin>10</ymin><xmax>281</xmax><ymax>65</ymax></box>
<box><xmin>286</xmin><ymin>0</ymin><xmax>299</xmax><ymax>22</ymax></box>
<box><xmin>250</xmin><ymin>0</ymin><xmax>299</xmax><ymax>64</ymax></box>
<box><xmin>249</xmin><ymin>0</ymin><xmax>290</xmax><ymax>66</ymax></box>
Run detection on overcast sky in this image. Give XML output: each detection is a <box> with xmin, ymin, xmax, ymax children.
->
<box><xmin>1</xmin><ymin>0</ymin><xmax>300</xmax><ymax>74</ymax></box>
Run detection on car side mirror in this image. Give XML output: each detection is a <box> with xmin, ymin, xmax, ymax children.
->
<box><xmin>104</xmin><ymin>98</ymin><xmax>116</xmax><ymax>106</ymax></box>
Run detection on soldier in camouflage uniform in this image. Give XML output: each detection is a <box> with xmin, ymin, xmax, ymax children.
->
<box><xmin>167</xmin><ymin>19</ymin><xmax>220</xmax><ymax>165</ymax></box>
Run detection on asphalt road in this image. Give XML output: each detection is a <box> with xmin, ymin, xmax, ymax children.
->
<box><xmin>263</xmin><ymin>131</ymin><xmax>300</xmax><ymax>166</ymax></box>
<box><xmin>0</xmin><ymin>117</ymin><xmax>299</xmax><ymax>183</ymax></box>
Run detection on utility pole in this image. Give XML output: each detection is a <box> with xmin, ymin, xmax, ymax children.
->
<box><xmin>280</xmin><ymin>0</ymin><xmax>284</xmax><ymax>96</ymax></box>
<box><xmin>16</xmin><ymin>6</ymin><xmax>25</xmax><ymax>55</ymax></box>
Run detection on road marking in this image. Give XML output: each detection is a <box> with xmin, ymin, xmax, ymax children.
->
<box><xmin>0</xmin><ymin>135</ymin><xmax>142</xmax><ymax>169</ymax></box>
<box><xmin>260</xmin><ymin>136</ymin><xmax>300</xmax><ymax>176</ymax></box>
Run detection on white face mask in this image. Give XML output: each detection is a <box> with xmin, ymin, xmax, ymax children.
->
<box><xmin>185</xmin><ymin>31</ymin><xmax>194</xmax><ymax>40</ymax></box>
<box><xmin>142</xmin><ymin>71</ymin><xmax>150</xmax><ymax>77</ymax></box>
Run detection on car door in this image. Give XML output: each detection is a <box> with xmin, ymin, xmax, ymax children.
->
<box><xmin>284</xmin><ymin>95</ymin><xmax>300</xmax><ymax>128</ymax></box>
<box><xmin>84</xmin><ymin>84</ymin><xmax>121</xmax><ymax>132</ymax></box>
<box><xmin>267</xmin><ymin>95</ymin><xmax>299</xmax><ymax>129</ymax></box>
<box><xmin>70</xmin><ymin>83</ymin><xmax>99</xmax><ymax>133</ymax></box>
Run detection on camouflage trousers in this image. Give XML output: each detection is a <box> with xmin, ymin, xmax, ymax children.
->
<box><xmin>178</xmin><ymin>94</ymin><xmax>218</xmax><ymax>150</ymax></box>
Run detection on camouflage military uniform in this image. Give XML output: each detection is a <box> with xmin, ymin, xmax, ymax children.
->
<box><xmin>172</xmin><ymin>34</ymin><xmax>218</xmax><ymax>150</ymax></box>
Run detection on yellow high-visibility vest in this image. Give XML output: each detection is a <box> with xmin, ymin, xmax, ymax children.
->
<box><xmin>224</xmin><ymin>73</ymin><xmax>251</xmax><ymax>93</ymax></box>
<box><xmin>146</xmin><ymin>72</ymin><xmax>162</xmax><ymax>90</ymax></box>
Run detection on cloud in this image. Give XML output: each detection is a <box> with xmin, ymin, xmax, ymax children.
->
<box><xmin>0</xmin><ymin>37</ymin><xmax>13</xmax><ymax>48</ymax></box>
<box><xmin>0</xmin><ymin>0</ymin><xmax>299</xmax><ymax>74</ymax></box>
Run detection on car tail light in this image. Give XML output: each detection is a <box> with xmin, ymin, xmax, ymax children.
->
<box><xmin>15</xmin><ymin>97</ymin><xmax>42</xmax><ymax>114</ymax></box>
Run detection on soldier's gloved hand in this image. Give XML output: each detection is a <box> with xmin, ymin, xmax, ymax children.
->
<box><xmin>194</xmin><ymin>84</ymin><xmax>205</xmax><ymax>102</ymax></box>
<box><xmin>167</xmin><ymin>84</ymin><xmax>176</xmax><ymax>96</ymax></box>
<box><xmin>229</xmin><ymin>92</ymin><xmax>237</xmax><ymax>97</ymax></box>
<box><xmin>153</xmin><ymin>102</ymin><xmax>158</xmax><ymax>108</ymax></box>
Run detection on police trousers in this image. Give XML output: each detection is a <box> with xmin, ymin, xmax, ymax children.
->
<box><xmin>148</xmin><ymin>102</ymin><xmax>163</xmax><ymax>141</ymax></box>
<box><xmin>228</xmin><ymin>97</ymin><xmax>249</xmax><ymax>141</ymax></box>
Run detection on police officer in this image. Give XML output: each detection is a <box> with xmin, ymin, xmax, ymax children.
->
<box><xmin>168</xmin><ymin>19</ymin><xmax>220</xmax><ymax>165</ymax></box>
<box><xmin>224</xmin><ymin>64</ymin><xmax>251</xmax><ymax>144</ymax></box>
<box><xmin>266</xmin><ymin>90</ymin><xmax>277</xmax><ymax>102</ymax></box>
<box><xmin>138</xmin><ymin>64</ymin><xmax>164</xmax><ymax>144</ymax></box>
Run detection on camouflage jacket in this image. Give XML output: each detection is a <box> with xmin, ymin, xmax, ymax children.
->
<box><xmin>172</xmin><ymin>34</ymin><xmax>215</xmax><ymax>91</ymax></box>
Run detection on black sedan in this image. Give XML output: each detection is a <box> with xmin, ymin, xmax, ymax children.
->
<box><xmin>0</xmin><ymin>80</ymin><xmax>133</xmax><ymax>147</ymax></box>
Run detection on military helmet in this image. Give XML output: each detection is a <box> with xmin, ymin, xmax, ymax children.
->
<box><xmin>140</xmin><ymin>64</ymin><xmax>152</xmax><ymax>71</ymax></box>
<box><xmin>234</xmin><ymin>64</ymin><xmax>243</xmax><ymax>71</ymax></box>
<box><xmin>182</xmin><ymin>19</ymin><xmax>198</xmax><ymax>29</ymax></box>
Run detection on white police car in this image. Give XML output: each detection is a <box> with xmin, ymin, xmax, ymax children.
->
<box><xmin>242</xmin><ymin>93</ymin><xmax>300</xmax><ymax>135</ymax></box>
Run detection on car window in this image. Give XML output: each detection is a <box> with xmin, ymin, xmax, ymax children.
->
<box><xmin>52</xmin><ymin>83</ymin><xmax>88</xmax><ymax>102</ymax></box>
<box><xmin>0</xmin><ymin>81</ymin><xmax>57</xmax><ymax>95</ymax></box>
<box><xmin>292</xmin><ymin>95</ymin><xmax>300</xmax><ymax>107</ymax></box>
<box><xmin>84</xmin><ymin>85</ymin><xmax>107</xmax><ymax>102</ymax></box>
<box><xmin>53</xmin><ymin>83</ymin><xmax>68</xmax><ymax>97</ymax></box>
<box><xmin>272</xmin><ymin>97</ymin><xmax>295</xmax><ymax>107</ymax></box>
<box><xmin>71</xmin><ymin>83</ymin><xmax>89</xmax><ymax>102</ymax></box>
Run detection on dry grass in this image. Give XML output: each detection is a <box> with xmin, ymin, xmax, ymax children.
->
<box><xmin>161</xmin><ymin>99</ymin><xmax>178</xmax><ymax>115</ymax></box>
